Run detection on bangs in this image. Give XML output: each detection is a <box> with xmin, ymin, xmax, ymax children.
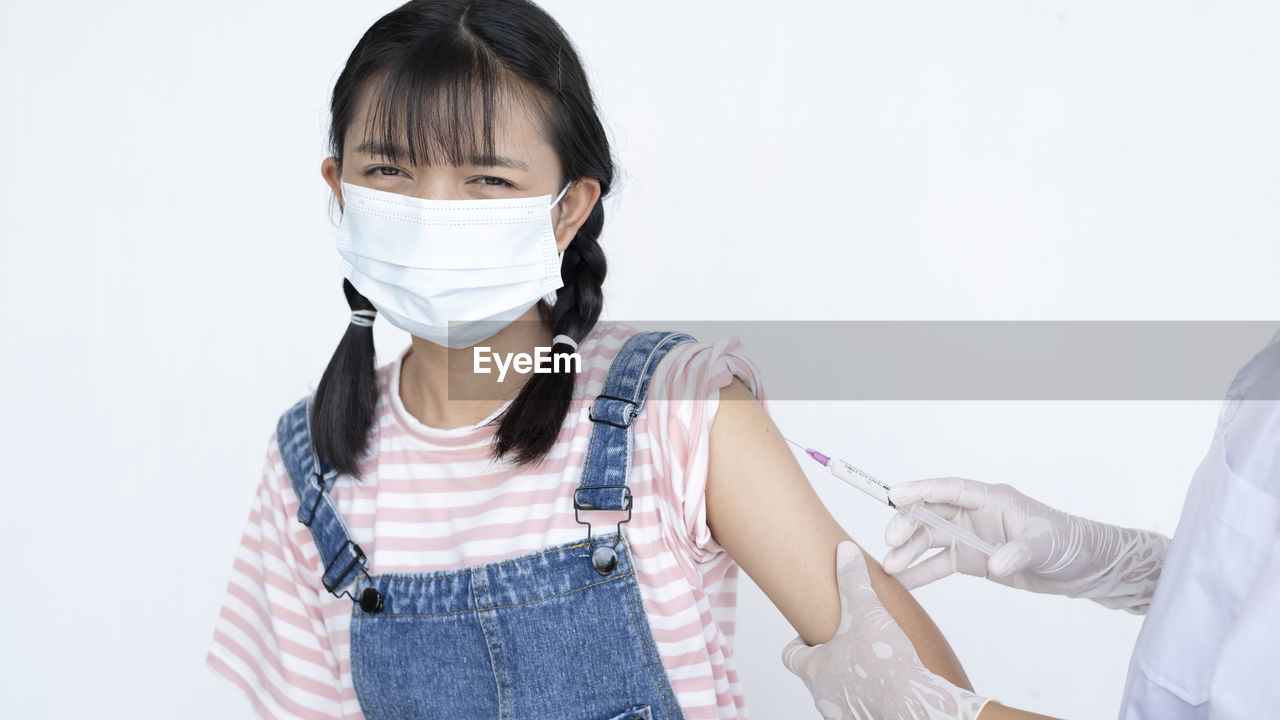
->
<box><xmin>354</xmin><ymin>31</ymin><xmax>551</xmax><ymax>169</ymax></box>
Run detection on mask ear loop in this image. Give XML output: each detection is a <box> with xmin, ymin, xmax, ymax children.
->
<box><xmin>543</xmin><ymin>180</ymin><xmax>575</xmax><ymax>309</ymax></box>
<box><xmin>550</xmin><ymin>180</ymin><xmax>573</xmax><ymax>210</ymax></box>
<box><xmin>549</xmin><ymin>179</ymin><xmax>574</xmax><ymax>259</ymax></box>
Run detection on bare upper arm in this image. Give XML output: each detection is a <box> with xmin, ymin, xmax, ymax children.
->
<box><xmin>705</xmin><ymin>376</ymin><xmax>972</xmax><ymax>689</ymax></box>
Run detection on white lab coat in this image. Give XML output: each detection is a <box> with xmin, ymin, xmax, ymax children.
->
<box><xmin>1119</xmin><ymin>328</ymin><xmax>1280</xmax><ymax>719</ymax></box>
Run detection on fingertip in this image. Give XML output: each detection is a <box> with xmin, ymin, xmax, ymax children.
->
<box><xmin>881</xmin><ymin>548</ymin><xmax>905</xmax><ymax>575</ymax></box>
<box><xmin>780</xmin><ymin>636</ymin><xmax>810</xmax><ymax>671</ymax></box>
<box><xmin>884</xmin><ymin>514</ymin><xmax>917</xmax><ymax>546</ymax></box>
<box><xmin>895</xmin><ymin>551</ymin><xmax>955</xmax><ymax>590</ymax></box>
<box><xmin>835</xmin><ymin>539</ymin><xmax>855</xmax><ymax>563</ymax></box>
<box><xmin>837</xmin><ymin>541</ymin><xmax>867</xmax><ymax>574</ymax></box>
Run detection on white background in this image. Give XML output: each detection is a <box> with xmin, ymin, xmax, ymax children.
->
<box><xmin>3</xmin><ymin>0</ymin><xmax>1278</xmax><ymax>717</ymax></box>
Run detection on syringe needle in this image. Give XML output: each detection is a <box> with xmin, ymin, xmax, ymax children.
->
<box><xmin>786</xmin><ymin>433</ymin><xmax>995</xmax><ymax>557</ymax></box>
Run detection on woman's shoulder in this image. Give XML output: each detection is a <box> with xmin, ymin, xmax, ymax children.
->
<box><xmin>577</xmin><ymin>322</ymin><xmax>765</xmax><ymax>406</ymax></box>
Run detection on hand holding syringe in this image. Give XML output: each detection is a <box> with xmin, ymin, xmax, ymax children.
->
<box><xmin>785</xmin><ymin>438</ymin><xmax>997</xmax><ymax>557</ymax></box>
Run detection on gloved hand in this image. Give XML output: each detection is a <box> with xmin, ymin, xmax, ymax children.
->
<box><xmin>782</xmin><ymin>541</ymin><xmax>992</xmax><ymax>720</ymax></box>
<box><xmin>882</xmin><ymin>478</ymin><xmax>1170</xmax><ymax>613</ymax></box>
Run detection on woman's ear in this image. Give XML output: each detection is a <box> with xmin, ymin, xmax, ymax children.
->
<box><xmin>321</xmin><ymin>156</ymin><xmax>343</xmax><ymax>209</ymax></box>
<box><xmin>554</xmin><ymin>177</ymin><xmax>602</xmax><ymax>253</ymax></box>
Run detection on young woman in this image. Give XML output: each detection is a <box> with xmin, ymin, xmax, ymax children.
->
<box><xmin>205</xmin><ymin>1</ymin><xmax>976</xmax><ymax>717</ymax></box>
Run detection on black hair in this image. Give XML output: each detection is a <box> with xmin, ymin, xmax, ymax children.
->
<box><xmin>313</xmin><ymin>0</ymin><xmax>613</xmax><ymax>477</ymax></box>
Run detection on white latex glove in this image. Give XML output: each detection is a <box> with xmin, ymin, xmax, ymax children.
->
<box><xmin>882</xmin><ymin>478</ymin><xmax>1170</xmax><ymax>613</ymax></box>
<box><xmin>782</xmin><ymin>541</ymin><xmax>992</xmax><ymax>720</ymax></box>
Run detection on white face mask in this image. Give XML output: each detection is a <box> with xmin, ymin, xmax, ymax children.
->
<box><xmin>335</xmin><ymin>179</ymin><xmax>572</xmax><ymax>348</ymax></box>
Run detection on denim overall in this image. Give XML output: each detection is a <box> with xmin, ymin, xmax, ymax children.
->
<box><xmin>276</xmin><ymin>331</ymin><xmax>696</xmax><ymax>720</ymax></box>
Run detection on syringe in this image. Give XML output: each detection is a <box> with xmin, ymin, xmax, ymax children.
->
<box><xmin>786</xmin><ymin>438</ymin><xmax>996</xmax><ymax>557</ymax></box>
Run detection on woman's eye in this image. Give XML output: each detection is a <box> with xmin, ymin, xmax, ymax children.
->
<box><xmin>366</xmin><ymin>166</ymin><xmax>403</xmax><ymax>177</ymax></box>
<box><xmin>475</xmin><ymin>176</ymin><xmax>514</xmax><ymax>188</ymax></box>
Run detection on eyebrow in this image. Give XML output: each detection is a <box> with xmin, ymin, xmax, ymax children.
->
<box><xmin>352</xmin><ymin>141</ymin><xmax>530</xmax><ymax>171</ymax></box>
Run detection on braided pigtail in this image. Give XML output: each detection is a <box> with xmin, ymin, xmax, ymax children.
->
<box><xmin>490</xmin><ymin>206</ymin><xmax>607</xmax><ymax>466</ymax></box>
<box><xmin>311</xmin><ymin>278</ymin><xmax>380</xmax><ymax>479</ymax></box>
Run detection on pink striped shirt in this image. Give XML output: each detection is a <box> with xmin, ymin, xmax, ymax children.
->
<box><xmin>206</xmin><ymin>322</ymin><xmax>768</xmax><ymax>719</ymax></box>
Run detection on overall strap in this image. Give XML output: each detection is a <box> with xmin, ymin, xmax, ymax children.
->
<box><xmin>575</xmin><ymin>331</ymin><xmax>696</xmax><ymax>514</ymax></box>
<box><xmin>277</xmin><ymin>396</ymin><xmax>369</xmax><ymax>599</ymax></box>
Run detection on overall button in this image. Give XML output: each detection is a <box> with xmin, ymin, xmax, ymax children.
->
<box><xmin>359</xmin><ymin>587</ymin><xmax>384</xmax><ymax>614</ymax></box>
<box><xmin>591</xmin><ymin>545</ymin><xmax>618</xmax><ymax>575</ymax></box>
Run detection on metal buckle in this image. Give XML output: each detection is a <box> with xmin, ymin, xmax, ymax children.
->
<box><xmin>588</xmin><ymin>394</ymin><xmax>640</xmax><ymax>429</ymax></box>
<box><xmin>574</xmin><ymin>485</ymin><xmax>633</xmax><ymax>511</ymax></box>
<box><xmin>573</xmin><ymin>485</ymin><xmax>633</xmax><ymax>546</ymax></box>
<box><xmin>322</xmin><ymin>540</ymin><xmax>367</xmax><ymax>594</ymax></box>
<box><xmin>298</xmin><ymin>472</ymin><xmax>326</xmax><ymax>527</ymax></box>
